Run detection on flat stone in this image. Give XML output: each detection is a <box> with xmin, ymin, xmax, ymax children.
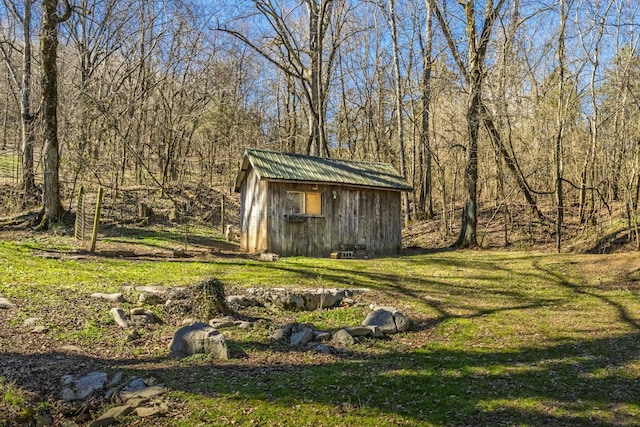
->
<box><xmin>313</xmin><ymin>331</ymin><xmax>331</xmax><ymax>341</ymax></box>
<box><xmin>344</xmin><ymin>326</ymin><xmax>374</xmax><ymax>337</ymax></box>
<box><xmin>31</xmin><ymin>325</ymin><xmax>49</xmax><ymax>334</ymax></box>
<box><xmin>110</xmin><ymin>308</ymin><xmax>129</xmax><ymax>328</ymax></box>
<box><xmin>22</xmin><ymin>317</ymin><xmax>40</xmax><ymax>327</ymax></box>
<box><xmin>61</xmin><ymin>371</ymin><xmax>108</xmax><ymax>401</ymax></box>
<box><xmin>91</xmin><ymin>293</ymin><xmax>125</xmax><ymax>303</ymax></box>
<box><xmin>0</xmin><ymin>297</ymin><xmax>15</xmax><ymax>309</ymax></box>
<box><xmin>121</xmin><ymin>385</ymin><xmax>165</xmax><ymax>401</ymax></box>
<box><xmin>136</xmin><ymin>403</ymin><xmax>167</xmax><ymax>418</ymax></box>
<box><xmin>130</xmin><ymin>307</ymin><xmax>146</xmax><ymax>315</ymax></box>
<box><xmin>90</xmin><ymin>404</ymin><xmax>135</xmax><ymax>426</ymax></box>
<box><xmin>209</xmin><ymin>320</ymin><xmax>236</xmax><ymax>329</ymax></box>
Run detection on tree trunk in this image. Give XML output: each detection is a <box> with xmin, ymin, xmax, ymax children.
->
<box><xmin>41</xmin><ymin>0</ymin><xmax>71</xmax><ymax>224</ymax></box>
<box><xmin>419</xmin><ymin>0</ymin><xmax>434</xmax><ymax>219</ymax></box>
<box><xmin>388</xmin><ymin>0</ymin><xmax>410</xmax><ymax>226</ymax></box>
<box><xmin>555</xmin><ymin>0</ymin><xmax>568</xmax><ymax>253</ymax></box>
<box><xmin>20</xmin><ymin>0</ymin><xmax>36</xmax><ymax>199</ymax></box>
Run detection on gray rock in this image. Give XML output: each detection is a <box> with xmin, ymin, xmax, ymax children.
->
<box><xmin>0</xmin><ymin>297</ymin><xmax>15</xmax><ymax>309</ymax></box>
<box><xmin>226</xmin><ymin>295</ymin><xmax>259</xmax><ymax>308</ymax></box>
<box><xmin>61</xmin><ymin>371</ymin><xmax>108</xmax><ymax>401</ymax></box>
<box><xmin>302</xmin><ymin>289</ymin><xmax>346</xmax><ymax>310</ymax></box>
<box><xmin>290</xmin><ymin>324</ymin><xmax>314</xmax><ymax>347</ymax></box>
<box><xmin>91</xmin><ymin>293</ymin><xmax>125</xmax><ymax>303</ymax></box>
<box><xmin>130</xmin><ymin>307</ymin><xmax>146</xmax><ymax>315</ymax></box>
<box><xmin>31</xmin><ymin>325</ymin><xmax>49</xmax><ymax>334</ymax></box>
<box><xmin>270</xmin><ymin>323</ymin><xmax>294</xmax><ymax>341</ymax></box>
<box><xmin>209</xmin><ymin>317</ymin><xmax>236</xmax><ymax>329</ymax></box>
<box><xmin>110</xmin><ymin>308</ymin><xmax>130</xmax><ymax>328</ymax></box>
<box><xmin>130</xmin><ymin>311</ymin><xmax>158</xmax><ymax>326</ymax></box>
<box><xmin>169</xmin><ymin>322</ymin><xmax>229</xmax><ymax>359</ymax></box>
<box><xmin>344</xmin><ymin>326</ymin><xmax>374</xmax><ymax>337</ymax></box>
<box><xmin>394</xmin><ymin>311</ymin><xmax>411</xmax><ymax>332</ymax></box>
<box><xmin>22</xmin><ymin>317</ymin><xmax>40</xmax><ymax>327</ymax></box>
<box><xmin>332</xmin><ymin>329</ymin><xmax>355</xmax><ymax>346</ymax></box>
<box><xmin>89</xmin><ymin>404</ymin><xmax>135</xmax><ymax>427</ymax></box>
<box><xmin>313</xmin><ymin>331</ymin><xmax>331</xmax><ymax>341</ymax></box>
<box><xmin>120</xmin><ymin>385</ymin><xmax>165</xmax><ymax>401</ymax></box>
<box><xmin>362</xmin><ymin>307</ymin><xmax>410</xmax><ymax>334</ymax></box>
<box><xmin>312</xmin><ymin>344</ymin><xmax>331</xmax><ymax>354</ymax></box>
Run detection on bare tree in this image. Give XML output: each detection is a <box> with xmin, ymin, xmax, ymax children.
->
<box><xmin>0</xmin><ymin>0</ymin><xmax>37</xmax><ymax>199</ymax></box>
<box><xmin>39</xmin><ymin>0</ymin><xmax>72</xmax><ymax>226</ymax></box>
<box><xmin>430</xmin><ymin>0</ymin><xmax>506</xmax><ymax>248</ymax></box>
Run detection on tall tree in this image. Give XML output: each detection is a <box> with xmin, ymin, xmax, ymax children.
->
<box><xmin>219</xmin><ymin>0</ymin><xmax>349</xmax><ymax>157</ymax></box>
<box><xmin>430</xmin><ymin>0</ymin><xmax>506</xmax><ymax>248</ymax></box>
<box><xmin>0</xmin><ymin>0</ymin><xmax>37</xmax><ymax>200</ymax></box>
<box><xmin>40</xmin><ymin>0</ymin><xmax>72</xmax><ymax>226</ymax></box>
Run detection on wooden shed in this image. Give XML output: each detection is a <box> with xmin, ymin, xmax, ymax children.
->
<box><xmin>234</xmin><ymin>149</ymin><xmax>413</xmax><ymax>258</ymax></box>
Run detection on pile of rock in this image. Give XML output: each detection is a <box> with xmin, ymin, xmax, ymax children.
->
<box><xmin>226</xmin><ymin>287</ymin><xmax>364</xmax><ymax>311</ymax></box>
<box><xmin>60</xmin><ymin>371</ymin><xmax>168</xmax><ymax>426</ymax></box>
<box><xmin>270</xmin><ymin>306</ymin><xmax>411</xmax><ymax>353</ymax></box>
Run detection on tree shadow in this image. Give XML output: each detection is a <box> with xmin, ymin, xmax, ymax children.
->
<box><xmin>1</xmin><ymin>330</ymin><xmax>639</xmax><ymax>426</ymax></box>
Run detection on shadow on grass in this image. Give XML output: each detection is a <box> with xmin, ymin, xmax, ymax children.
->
<box><xmin>1</xmin><ymin>330</ymin><xmax>639</xmax><ymax>426</ymax></box>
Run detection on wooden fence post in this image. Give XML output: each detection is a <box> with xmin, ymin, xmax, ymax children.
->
<box><xmin>90</xmin><ymin>187</ymin><xmax>103</xmax><ymax>253</ymax></box>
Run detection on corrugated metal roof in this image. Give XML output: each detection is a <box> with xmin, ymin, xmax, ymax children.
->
<box><xmin>235</xmin><ymin>149</ymin><xmax>413</xmax><ymax>192</ymax></box>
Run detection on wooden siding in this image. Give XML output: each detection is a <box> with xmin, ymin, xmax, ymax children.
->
<box><xmin>265</xmin><ymin>181</ymin><xmax>402</xmax><ymax>257</ymax></box>
<box><xmin>239</xmin><ymin>167</ymin><xmax>268</xmax><ymax>253</ymax></box>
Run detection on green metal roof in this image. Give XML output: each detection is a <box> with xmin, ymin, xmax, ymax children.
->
<box><xmin>235</xmin><ymin>149</ymin><xmax>413</xmax><ymax>192</ymax></box>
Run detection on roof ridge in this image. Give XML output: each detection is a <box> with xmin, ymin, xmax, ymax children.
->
<box><xmin>244</xmin><ymin>148</ymin><xmax>394</xmax><ymax>167</ymax></box>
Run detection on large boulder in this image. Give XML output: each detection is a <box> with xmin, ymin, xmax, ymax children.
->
<box><xmin>362</xmin><ymin>307</ymin><xmax>410</xmax><ymax>334</ymax></box>
<box><xmin>169</xmin><ymin>322</ymin><xmax>229</xmax><ymax>359</ymax></box>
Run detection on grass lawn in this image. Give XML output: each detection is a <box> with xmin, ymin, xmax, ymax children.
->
<box><xmin>1</xmin><ymin>228</ymin><xmax>639</xmax><ymax>426</ymax></box>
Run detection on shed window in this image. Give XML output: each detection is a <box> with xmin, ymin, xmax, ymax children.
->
<box><xmin>286</xmin><ymin>191</ymin><xmax>322</xmax><ymax>216</ymax></box>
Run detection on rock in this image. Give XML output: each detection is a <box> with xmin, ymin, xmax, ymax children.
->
<box><xmin>312</xmin><ymin>344</ymin><xmax>331</xmax><ymax>354</ymax></box>
<box><xmin>226</xmin><ymin>295</ymin><xmax>259</xmax><ymax>308</ymax></box>
<box><xmin>313</xmin><ymin>331</ymin><xmax>331</xmax><ymax>341</ymax></box>
<box><xmin>362</xmin><ymin>307</ymin><xmax>411</xmax><ymax>334</ymax></box>
<box><xmin>31</xmin><ymin>325</ymin><xmax>49</xmax><ymax>334</ymax></box>
<box><xmin>269</xmin><ymin>324</ymin><xmax>294</xmax><ymax>342</ymax></box>
<box><xmin>344</xmin><ymin>326</ymin><xmax>375</xmax><ymax>337</ymax></box>
<box><xmin>332</xmin><ymin>329</ymin><xmax>355</xmax><ymax>346</ymax></box>
<box><xmin>61</xmin><ymin>371</ymin><xmax>108</xmax><ymax>401</ymax></box>
<box><xmin>89</xmin><ymin>404</ymin><xmax>135</xmax><ymax>427</ymax></box>
<box><xmin>394</xmin><ymin>311</ymin><xmax>411</xmax><ymax>332</ymax></box>
<box><xmin>110</xmin><ymin>308</ymin><xmax>130</xmax><ymax>328</ymax></box>
<box><xmin>209</xmin><ymin>317</ymin><xmax>236</xmax><ymax>329</ymax></box>
<box><xmin>237</xmin><ymin>321</ymin><xmax>253</xmax><ymax>329</ymax></box>
<box><xmin>169</xmin><ymin>322</ymin><xmax>229</xmax><ymax>359</ymax></box>
<box><xmin>120</xmin><ymin>385</ymin><xmax>165</xmax><ymax>401</ymax></box>
<box><xmin>136</xmin><ymin>404</ymin><xmax>167</xmax><ymax>418</ymax></box>
<box><xmin>130</xmin><ymin>311</ymin><xmax>158</xmax><ymax>326</ymax></box>
<box><xmin>22</xmin><ymin>317</ymin><xmax>40</xmax><ymax>327</ymax></box>
<box><xmin>91</xmin><ymin>293</ymin><xmax>125</xmax><ymax>303</ymax></box>
<box><xmin>0</xmin><ymin>297</ymin><xmax>15</xmax><ymax>309</ymax></box>
<box><xmin>290</xmin><ymin>324</ymin><xmax>314</xmax><ymax>347</ymax></box>
<box><xmin>130</xmin><ymin>307</ymin><xmax>146</xmax><ymax>315</ymax></box>
<box><xmin>302</xmin><ymin>289</ymin><xmax>346</xmax><ymax>310</ymax></box>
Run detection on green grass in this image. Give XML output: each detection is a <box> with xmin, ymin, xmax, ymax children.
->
<box><xmin>1</xmin><ymin>229</ymin><xmax>639</xmax><ymax>426</ymax></box>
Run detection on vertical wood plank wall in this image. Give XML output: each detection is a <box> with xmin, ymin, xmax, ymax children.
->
<box><xmin>239</xmin><ymin>167</ymin><xmax>268</xmax><ymax>253</ymax></box>
<box><xmin>265</xmin><ymin>181</ymin><xmax>402</xmax><ymax>257</ymax></box>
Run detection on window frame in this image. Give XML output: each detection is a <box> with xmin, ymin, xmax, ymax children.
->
<box><xmin>285</xmin><ymin>190</ymin><xmax>323</xmax><ymax>218</ymax></box>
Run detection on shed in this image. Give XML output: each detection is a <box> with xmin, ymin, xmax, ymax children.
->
<box><xmin>234</xmin><ymin>149</ymin><xmax>413</xmax><ymax>258</ymax></box>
